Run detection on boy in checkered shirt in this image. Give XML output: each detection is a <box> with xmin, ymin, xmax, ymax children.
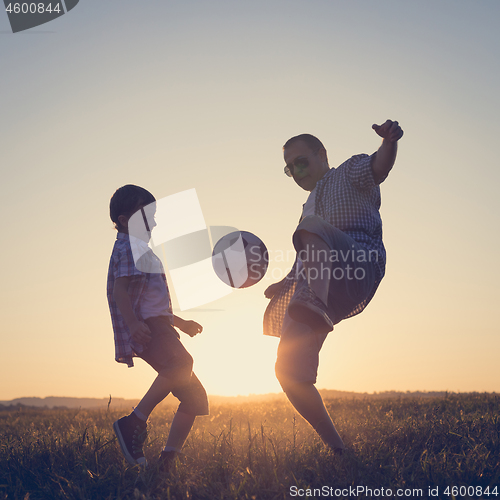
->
<box><xmin>107</xmin><ymin>184</ymin><xmax>208</xmax><ymax>470</ymax></box>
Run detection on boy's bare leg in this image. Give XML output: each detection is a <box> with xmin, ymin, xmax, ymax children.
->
<box><xmin>135</xmin><ymin>373</ymin><xmax>172</xmax><ymax>418</ymax></box>
<box><xmin>164</xmin><ymin>411</ymin><xmax>196</xmax><ymax>451</ymax></box>
<box><xmin>281</xmin><ymin>379</ymin><xmax>345</xmax><ymax>450</ymax></box>
<box><xmin>296</xmin><ymin>230</ymin><xmax>331</xmax><ymax>305</ymax></box>
<box><xmin>135</xmin><ymin>375</ymin><xmax>197</xmax><ymax>454</ymax></box>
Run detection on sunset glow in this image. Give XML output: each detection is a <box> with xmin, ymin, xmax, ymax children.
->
<box><xmin>1</xmin><ymin>1</ymin><xmax>499</xmax><ymax>402</ymax></box>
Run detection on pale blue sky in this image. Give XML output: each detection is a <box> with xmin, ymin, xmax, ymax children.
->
<box><xmin>1</xmin><ymin>0</ymin><xmax>499</xmax><ymax>399</ymax></box>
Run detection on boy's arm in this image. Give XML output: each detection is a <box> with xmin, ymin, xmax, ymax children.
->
<box><xmin>371</xmin><ymin>120</ymin><xmax>404</xmax><ymax>184</ymax></box>
<box><xmin>113</xmin><ymin>276</ymin><xmax>151</xmax><ymax>345</ymax></box>
<box><xmin>173</xmin><ymin>315</ymin><xmax>203</xmax><ymax>337</ymax></box>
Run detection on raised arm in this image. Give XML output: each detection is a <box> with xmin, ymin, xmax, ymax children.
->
<box><xmin>371</xmin><ymin>120</ymin><xmax>404</xmax><ymax>184</ymax></box>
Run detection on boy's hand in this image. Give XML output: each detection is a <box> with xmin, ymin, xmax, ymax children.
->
<box><xmin>372</xmin><ymin>120</ymin><xmax>403</xmax><ymax>143</ymax></box>
<box><xmin>184</xmin><ymin>320</ymin><xmax>203</xmax><ymax>337</ymax></box>
<box><xmin>129</xmin><ymin>321</ymin><xmax>152</xmax><ymax>346</ymax></box>
<box><xmin>173</xmin><ymin>315</ymin><xmax>203</xmax><ymax>337</ymax></box>
<box><xmin>178</xmin><ymin>319</ymin><xmax>203</xmax><ymax>337</ymax></box>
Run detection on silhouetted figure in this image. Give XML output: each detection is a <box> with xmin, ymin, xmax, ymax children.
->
<box><xmin>107</xmin><ymin>184</ymin><xmax>208</xmax><ymax>471</ymax></box>
<box><xmin>264</xmin><ymin>120</ymin><xmax>403</xmax><ymax>452</ymax></box>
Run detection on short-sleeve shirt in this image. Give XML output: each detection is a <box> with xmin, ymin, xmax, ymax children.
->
<box><xmin>263</xmin><ymin>153</ymin><xmax>386</xmax><ymax>338</ymax></box>
<box><xmin>107</xmin><ymin>232</ymin><xmax>173</xmax><ymax>367</ymax></box>
<box><xmin>313</xmin><ymin>153</ymin><xmax>386</xmax><ymax>281</ymax></box>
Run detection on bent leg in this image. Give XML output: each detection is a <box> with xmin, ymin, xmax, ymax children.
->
<box><xmin>135</xmin><ymin>316</ymin><xmax>195</xmax><ymax>419</ymax></box>
<box><xmin>165</xmin><ymin>372</ymin><xmax>209</xmax><ymax>451</ymax></box>
<box><xmin>135</xmin><ymin>373</ymin><xmax>173</xmax><ymax>419</ymax></box>
<box><xmin>294</xmin><ymin>229</ymin><xmax>332</xmax><ymax>306</ymax></box>
<box><xmin>135</xmin><ymin>351</ymin><xmax>194</xmax><ymax>420</ymax></box>
<box><xmin>293</xmin><ymin>216</ymin><xmax>378</xmax><ymax>324</ymax></box>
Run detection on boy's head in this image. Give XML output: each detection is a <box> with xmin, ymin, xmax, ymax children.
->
<box><xmin>110</xmin><ymin>185</ymin><xmax>156</xmax><ymax>233</ymax></box>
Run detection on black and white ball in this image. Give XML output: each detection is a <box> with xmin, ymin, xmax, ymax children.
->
<box><xmin>212</xmin><ymin>231</ymin><xmax>269</xmax><ymax>288</ymax></box>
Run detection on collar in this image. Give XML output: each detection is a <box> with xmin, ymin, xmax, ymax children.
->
<box><xmin>316</xmin><ymin>167</ymin><xmax>335</xmax><ymax>188</ymax></box>
<box><xmin>116</xmin><ymin>232</ymin><xmax>151</xmax><ymax>252</ymax></box>
<box><xmin>129</xmin><ymin>234</ymin><xmax>163</xmax><ymax>274</ymax></box>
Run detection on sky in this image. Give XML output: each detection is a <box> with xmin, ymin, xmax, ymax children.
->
<box><xmin>1</xmin><ymin>0</ymin><xmax>499</xmax><ymax>401</ymax></box>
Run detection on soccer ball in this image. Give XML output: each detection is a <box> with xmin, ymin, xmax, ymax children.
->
<box><xmin>212</xmin><ymin>231</ymin><xmax>269</xmax><ymax>288</ymax></box>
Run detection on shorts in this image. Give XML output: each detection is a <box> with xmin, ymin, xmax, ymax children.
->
<box><xmin>137</xmin><ymin>316</ymin><xmax>209</xmax><ymax>416</ymax></box>
<box><xmin>276</xmin><ymin>216</ymin><xmax>377</xmax><ymax>384</ymax></box>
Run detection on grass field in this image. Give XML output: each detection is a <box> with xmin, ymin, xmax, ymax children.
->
<box><xmin>1</xmin><ymin>393</ymin><xmax>499</xmax><ymax>499</ymax></box>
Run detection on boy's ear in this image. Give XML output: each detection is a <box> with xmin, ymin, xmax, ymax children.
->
<box><xmin>117</xmin><ymin>215</ymin><xmax>128</xmax><ymax>229</ymax></box>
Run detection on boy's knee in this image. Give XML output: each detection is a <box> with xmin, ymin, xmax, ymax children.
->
<box><xmin>174</xmin><ymin>375</ymin><xmax>209</xmax><ymax>416</ymax></box>
<box><xmin>182</xmin><ymin>385</ymin><xmax>209</xmax><ymax>416</ymax></box>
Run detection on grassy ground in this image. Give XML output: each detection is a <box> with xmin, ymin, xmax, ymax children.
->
<box><xmin>0</xmin><ymin>393</ymin><xmax>499</xmax><ymax>499</ymax></box>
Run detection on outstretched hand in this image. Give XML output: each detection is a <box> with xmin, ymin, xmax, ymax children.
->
<box><xmin>178</xmin><ymin>320</ymin><xmax>203</xmax><ymax>337</ymax></box>
<box><xmin>372</xmin><ymin>120</ymin><xmax>403</xmax><ymax>143</ymax></box>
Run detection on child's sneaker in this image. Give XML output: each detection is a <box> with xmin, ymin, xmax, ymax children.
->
<box><xmin>113</xmin><ymin>413</ymin><xmax>148</xmax><ymax>466</ymax></box>
<box><xmin>288</xmin><ymin>286</ymin><xmax>334</xmax><ymax>333</ymax></box>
